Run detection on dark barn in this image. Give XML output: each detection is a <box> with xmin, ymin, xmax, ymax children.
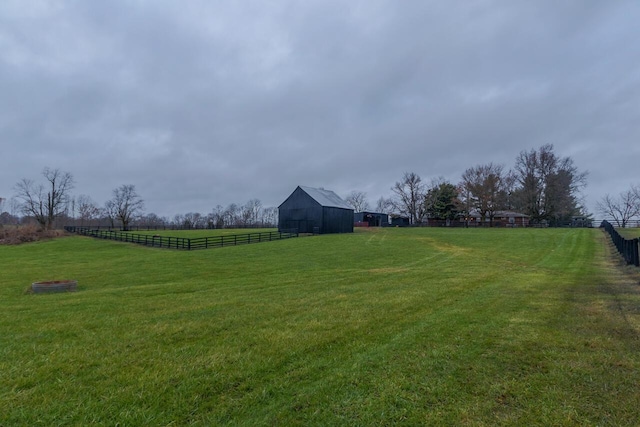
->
<box><xmin>278</xmin><ymin>186</ymin><xmax>354</xmax><ymax>234</ymax></box>
<box><xmin>354</xmin><ymin>211</ymin><xmax>389</xmax><ymax>227</ymax></box>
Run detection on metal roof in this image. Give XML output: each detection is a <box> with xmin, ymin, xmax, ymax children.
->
<box><xmin>299</xmin><ymin>186</ymin><xmax>353</xmax><ymax>210</ymax></box>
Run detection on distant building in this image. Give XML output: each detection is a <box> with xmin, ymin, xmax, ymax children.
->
<box><xmin>278</xmin><ymin>186</ymin><xmax>354</xmax><ymax>234</ymax></box>
<box><xmin>354</xmin><ymin>211</ymin><xmax>389</xmax><ymax>227</ymax></box>
<box><xmin>389</xmin><ymin>214</ymin><xmax>411</xmax><ymax>227</ymax></box>
<box><xmin>571</xmin><ymin>216</ymin><xmax>593</xmax><ymax>228</ymax></box>
<box><xmin>467</xmin><ymin>210</ymin><xmax>530</xmax><ymax>227</ymax></box>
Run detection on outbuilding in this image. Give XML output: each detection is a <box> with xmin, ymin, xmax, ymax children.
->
<box><xmin>354</xmin><ymin>211</ymin><xmax>389</xmax><ymax>227</ymax></box>
<box><xmin>278</xmin><ymin>186</ymin><xmax>354</xmax><ymax>234</ymax></box>
<box><xmin>468</xmin><ymin>210</ymin><xmax>530</xmax><ymax>227</ymax></box>
<box><xmin>389</xmin><ymin>214</ymin><xmax>411</xmax><ymax>227</ymax></box>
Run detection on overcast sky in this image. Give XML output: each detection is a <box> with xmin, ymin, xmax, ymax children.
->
<box><xmin>1</xmin><ymin>1</ymin><xmax>639</xmax><ymax>218</ymax></box>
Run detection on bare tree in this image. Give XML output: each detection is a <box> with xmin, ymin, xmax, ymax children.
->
<box><xmin>239</xmin><ymin>206</ymin><xmax>252</xmax><ymax>226</ymax></box>
<box><xmin>243</xmin><ymin>199</ymin><xmax>263</xmax><ymax>226</ymax></box>
<box><xmin>461</xmin><ymin>163</ymin><xmax>506</xmax><ymax>226</ymax></box>
<box><xmin>13</xmin><ymin>167</ymin><xmax>75</xmax><ymax>229</ymax></box>
<box><xmin>76</xmin><ymin>195</ymin><xmax>100</xmax><ymax>226</ymax></box>
<box><xmin>375</xmin><ymin>196</ymin><xmax>393</xmax><ymax>213</ymax></box>
<box><xmin>224</xmin><ymin>203</ymin><xmax>239</xmax><ymax>227</ymax></box>
<box><xmin>261</xmin><ymin>206</ymin><xmax>278</xmax><ymax>227</ymax></box>
<box><xmin>140</xmin><ymin>213</ymin><xmax>167</xmax><ymax>227</ymax></box>
<box><xmin>108</xmin><ymin>184</ymin><xmax>144</xmax><ymax>231</ymax></box>
<box><xmin>103</xmin><ymin>200</ymin><xmax>117</xmax><ymax>228</ymax></box>
<box><xmin>172</xmin><ymin>214</ymin><xmax>185</xmax><ymax>228</ymax></box>
<box><xmin>210</xmin><ymin>205</ymin><xmax>225</xmax><ymax>228</ymax></box>
<box><xmin>596</xmin><ymin>186</ymin><xmax>640</xmax><ymax>227</ymax></box>
<box><xmin>9</xmin><ymin>197</ymin><xmax>20</xmax><ymax>218</ymax></box>
<box><xmin>502</xmin><ymin>170</ymin><xmax>518</xmax><ymax>210</ymax></box>
<box><xmin>391</xmin><ymin>172</ymin><xmax>426</xmax><ymax>225</ymax></box>
<box><xmin>178</xmin><ymin>212</ymin><xmax>205</xmax><ymax>229</ymax></box>
<box><xmin>204</xmin><ymin>202</ymin><xmax>274</xmax><ymax>229</ymax></box>
<box><xmin>345</xmin><ymin>191</ymin><xmax>370</xmax><ymax>212</ymax></box>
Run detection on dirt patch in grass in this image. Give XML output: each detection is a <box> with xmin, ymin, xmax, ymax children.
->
<box><xmin>0</xmin><ymin>225</ymin><xmax>66</xmax><ymax>245</ymax></box>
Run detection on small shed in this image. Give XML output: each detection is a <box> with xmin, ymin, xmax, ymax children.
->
<box><xmin>354</xmin><ymin>211</ymin><xmax>389</xmax><ymax>227</ymax></box>
<box><xmin>571</xmin><ymin>216</ymin><xmax>593</xmax><ymax>228</ymax></box>
<box><xmin>278</xmin><ymin>186</ymin><xmax>354</xmax><ymax>234</ymax></box>
<box><xmin>389</xmin><ymin>214</ymin><xmax>411</xmax><ymax>227</ymax></box>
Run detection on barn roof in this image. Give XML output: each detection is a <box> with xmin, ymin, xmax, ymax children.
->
<box><xmin>299</xmin><ymin>186</ymin><xmax>353</xmax><ymax>210</ymax></box>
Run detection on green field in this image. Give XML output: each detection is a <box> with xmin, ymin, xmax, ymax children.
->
<box><xmin>616</xmin><ymin>227</ymin><xmax>640</xmax><ymax>239</ymax></box>
<box><xmin>2</xmin><ymin>228</ymin><xmax>640</xmax><ymax>425</ymax></box>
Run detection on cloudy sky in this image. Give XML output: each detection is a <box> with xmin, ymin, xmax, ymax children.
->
<box><xmin>1</xmin><ymin>1</ymin><xmax>639</xmax><ymax>218</ymax></box>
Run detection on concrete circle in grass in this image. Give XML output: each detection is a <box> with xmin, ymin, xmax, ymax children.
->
<box><xmin>31</xmin><ymin>280</ymin><xmax>78</xmax><ymax>294</ymax></box>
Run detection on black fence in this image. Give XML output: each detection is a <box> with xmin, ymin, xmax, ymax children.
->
<box><xmin>64</xmin><ymin>227</ymin><xmax>299</xmax><ymax>250</ymax></box>
<box><xmin>598</xmin><ymin>219</ymin><xmax>640</xmax><ymax>228</ymax></box>
<box><xmin>600</xmin><ymin>220</ymin><xmax>640</xmax><ymax>266</ymax></box>
<box><xmin>63</xmin><ymin>224</ymin><xmax>273</xmax><ymax>231</ymax></box>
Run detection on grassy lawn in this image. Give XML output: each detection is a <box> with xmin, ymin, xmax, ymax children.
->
<box><xmin>616</xmin><ymin>227</ymin><xmax>640</xmax><ymax>239</ymax></box>
<box><xmin>1</xmin><ymin>228</ymin><xmax>640</xmax><ymax>425</ymax></box>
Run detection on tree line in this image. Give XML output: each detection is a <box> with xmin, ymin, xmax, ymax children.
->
<box><xmin>345</xmin><ymin>144</ymin><xmax>591</xmax><ymax>226</ymax></box>
<box><xmin>3</xmin><ymin>144</ymin><xmax>639</xmax><ymax>230</ymax></box>
<box><xmin>2</xmin><ymin>170</ymin><xmax>278</xmax><ymax>231</ymax></box>
<box><xmin>596</xmin><ymin>184</ymin><xmax>640</xmax><ymax>228</ymax></box>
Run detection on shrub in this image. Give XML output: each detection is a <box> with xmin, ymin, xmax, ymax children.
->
<box><xmin>0</xmin><ymin>225</ymin><xmax>65</xmax><ymax>245</ymax></box>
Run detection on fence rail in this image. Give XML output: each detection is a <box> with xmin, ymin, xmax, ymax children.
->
<box><xmin>62</xmin><ymin>224</ymin><xmax>275</xmax><ymax>231</ymax></box>
<box><xmin>64</xmin><ymin>226</ymin><xmax>299</xmax><ymax>250</ymax></box>
<box><xmin>600</xmin><ymin>220</ymin><xmax>640</xmax><ymax>266</ymax></box>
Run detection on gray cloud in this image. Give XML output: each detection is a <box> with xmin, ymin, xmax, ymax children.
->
<box><xmin>1</xmin><ymin>1</ymin><xmax>639</xmax><ymax>217</ymax></box>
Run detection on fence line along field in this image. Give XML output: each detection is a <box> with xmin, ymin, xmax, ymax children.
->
<box><xmin>64</xmin><ymin>226</ymin><xmax>299</xmax><ymax>250</ymax></box>
<box><xmin>1</xmin><ymin>228</ymin><xmax>640</xmax><ymax>425</ymax></box>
